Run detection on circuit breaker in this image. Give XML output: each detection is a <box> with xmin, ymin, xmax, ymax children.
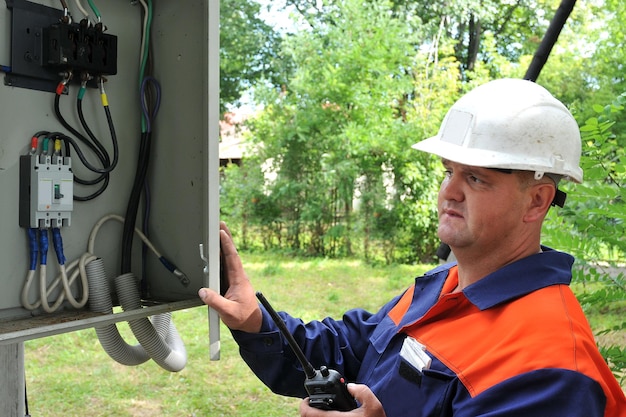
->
<box><xmin>19</xmin><ymin>154</ymin><xmax>73</xmax><ymax>228</ymax></box>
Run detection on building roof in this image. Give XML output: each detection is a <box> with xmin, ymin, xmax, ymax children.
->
<box><xmin>219</xmin><ymin>110</ymin><xmax>251</xmax><ymax>160</ymax></box>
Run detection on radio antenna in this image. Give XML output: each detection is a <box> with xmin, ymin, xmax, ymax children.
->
<box><xmin>256</xmin><ymin>291</ymin><xmax>316</xmax><ymax>379</ymax></box>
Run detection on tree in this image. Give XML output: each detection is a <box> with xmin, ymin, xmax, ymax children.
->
<box><xmin>282</xmin><ymin>0</ymin><xmax>561</xmax><ymax>79</ymax></box>
<box><xmin>242</xmin><ymin>0</ymin><xmax>454</xmax><ymax>260</ymax></box>
<box><xmin>221</xmin><ymin>0</ymin><xmax>625</xmax><ymax>264</ymax></box>
<box><xmin>221</xmin><ymin>0</ymin><xmax>563</xmax><ymax>262</ymax></box>
<box><xmin>220</xmin><ymin>0</ymin><xmax>290</xmax><ymax>113</ymax></box>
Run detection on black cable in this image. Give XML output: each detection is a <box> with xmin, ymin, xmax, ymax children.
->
<box><xmin>53</xmin><ymin>80</ymin><xmax>121</xmax><ymax>200</ymax></box>
<box><xmin>61</xmin><ymin>139</ymin><xmax>107</xmax><ymax>186</ymax></box>
<box><xmin>54</xmin><ymin>94</ymin><xmax>112</xmax><ymax>175</ymax></box>
<box><xmin>141</xmin><ymin>179</ymin><xmax>151</xmax><ymax>294</ymax></box>
<box><xmin>77</xmin><ymin>97</ymin><xmax>119</xmax><ymax>173</ymax></box>
<box><xmin>121</xmin><ymin>6</ymin><xmax>158</xmax><ymax>283</ymax></box>
<box><xmin>33</xmin><ymin>130</ymin><xmax>50</xmax><ymax>139</ymax></box>
<box><xmin>48</xmin><ymin>131</ymin><xmax>110</xmax><ymax>201</ymax></box>
<box><xmin>55</xmin><ymin>94</ymin><xmax>107</xmax><ymax>165</ymax></box>
<box><xmin>73</xmin><ymin>172</ymin><xmax>110</xmax><ymax>201</ymax></box>
<box><xmin>121</xmin><ymin>131</ymin><xmax>152</xmax><ymax>274</ymax></box>
<box><xmin>46</xmin><ymin>131</ymin><xmax>104</xmax><ymax>175</ymax></box>
<box><xmin>524</xmin><ymin>0</ymin><xmax>577</xmax><ymax>81</ymax></box>
<box><xmin>103</xmin><ymin>105</ymin><xmax>119</xmax><ymax>171</ymax></box>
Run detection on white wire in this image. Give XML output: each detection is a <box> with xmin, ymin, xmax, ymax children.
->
<box><xmin>73</xmin><ymin>0</ymin><xmax>92</xmax><ymax>24</ymax></box>
<box><xmin>39</xmin><ymin>264</ymin><xmax>65</xmax><ymax>313</ymax></box>
<box><xmin>58</xmin><ymin>264</ymin><xmax>88</xmax><ymax>309</ymax></box>
<box><xmin>21</xmin><ymin>241</ymin><xmax>88</xmax><ymax>312</ymax></box>
<box><xmin>22</xmin><ymin>250</ymin><xmax>90</xmax><ymax>313</ymax></box>
<box><xmin>87</xmin><ymin>214</ymin><xmax>161</xmax><ymax>257</ymax></box>
<box><xmin>21</xmin><ymin>214</ymin><xmax>163</xmax><ymax>312</ymax></box>
<box><xmin>64</xmin><ymin>214</ymin><xmax>162</xmax><ymax>308</ymax></box>
<box><xmin>138</xmin><ymin>0</ymin><xmax>149</xmax><ymax>67</ymax></box>
<box><xmin>21</xmin><ymin>270</ymin><xmax>39</xmax><ymax>310</ymax></box>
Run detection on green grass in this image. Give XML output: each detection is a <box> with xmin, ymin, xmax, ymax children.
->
<box><xmin>24</xmin><ymin>252</ymin><xmax>624</xmax><ymax>416</ymax></box>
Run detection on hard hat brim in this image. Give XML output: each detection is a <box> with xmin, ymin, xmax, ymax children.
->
<box><xmin>412</xmin><ymin>136</ymin><xmax>583</xmax><ymax>183</ymax></box>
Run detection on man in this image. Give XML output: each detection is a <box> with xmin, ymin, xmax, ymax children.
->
<box><xmin>199</xmin><ymin>79</ymin><xmax>626</xmax><ymax>416</ymax></box>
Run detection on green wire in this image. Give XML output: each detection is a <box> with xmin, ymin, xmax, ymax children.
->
<box><xmin>77</xmin><ymin>85</ymin><xmax>87</xmax><ymax>100</ymax></box>
<box><xmin>139</xmin><ymin>0</ymin><xmax>153</xmax><ymax>133</ymax></box>
<box><xmin>87</xmin><ymin>0</ymin><xmax>101</xmax><ymax>21</ymax></box>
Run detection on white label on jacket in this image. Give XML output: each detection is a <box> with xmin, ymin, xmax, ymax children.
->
<box><xmin>400</xmin><ymin>336</ymin><xmax>432</xmax><ymax>372</ymax></box>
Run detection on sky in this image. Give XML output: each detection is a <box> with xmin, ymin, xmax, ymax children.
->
<box><xmin>256</xmin><ymin>0</ymin><xmax>303</xmax><ymax>34</ymax></box>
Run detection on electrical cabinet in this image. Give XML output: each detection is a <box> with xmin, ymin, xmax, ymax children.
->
<box><xmin>0</xmin><ymin>0</ymin><xmax>220</xmax><ymax>346</ymax></box>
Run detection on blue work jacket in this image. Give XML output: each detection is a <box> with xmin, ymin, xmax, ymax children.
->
<box><xmin>232</xmin><ymin>248</ymin><xmax>626</xmax><ymax>416</ymax></box>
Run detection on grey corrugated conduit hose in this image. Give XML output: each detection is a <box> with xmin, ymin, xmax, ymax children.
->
<box><xmin>86</xmin><ymin>258</ymin><xmax>151</xmax><ymax>366</ymax></box>
<box><xmin>84</xmin><ymin>214</ymin><xmax>187</xmax><ymax>372</ymax></box>
<box><xmin>115</xmin><ymin>273</ymin><xmax>187</xmax><ymax>372</ymax></box>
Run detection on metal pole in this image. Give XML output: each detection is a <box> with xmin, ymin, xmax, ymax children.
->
<box><xmin>0</xmin><ymin>343</ymin><xmax>25</xmax><ymax>417</ymax></box>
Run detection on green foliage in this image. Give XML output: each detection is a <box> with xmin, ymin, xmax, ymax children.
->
<box><xmin>543</xmin><ymin>91</ymin><xmax>626</xmax><ymax>382</ymax></box>
<box><xmin>224</xmin><ymin>0</ymin><xmax>464</xmax><ymax>262</ymax></box>
<box><xmin>221</xmin><ymin>0</ymin><xmax>584</xmax><ymax>263</ymax></box>
<box><xmin>284</xmin><ymin>0</ymin><xmax>557</xmax><ymax>75</ymax></box>
<box><xmin>221</xmin><ymin>4</ymin><xmax>626</xmax><ymax>382</ymax></box>
<box><xmin>220</xmin><ymin>0</ymin><xmax>291</xmax><ymax>114</ymax></box>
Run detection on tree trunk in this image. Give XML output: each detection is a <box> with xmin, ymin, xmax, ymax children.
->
<box><xmin>467</xmin><ymin>14</ymin><xmax>481</xmax><ymax>71</ymax></box>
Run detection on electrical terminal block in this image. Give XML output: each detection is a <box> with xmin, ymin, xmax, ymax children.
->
<box><xmin>5</xmin><ymin>0</ymin><xmax>118</xmax><ymax>92</ymax></box>
<box><xmin>19</xmin><ymin>154</ymin><xmax>73</xmax><ymax>228</ymax></box>
<box><xmin>43</xmin><ymin>22</ymin><xmax>118</xmax><ymax>77</ymax></box>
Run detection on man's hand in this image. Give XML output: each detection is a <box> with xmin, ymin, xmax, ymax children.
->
<box><xmin>299</xmin><ymin>384</ymin><xmax>386</xmax><ymax>417</ymax></box>
<box><xmin>197</xmin><ymin>222</ymin><xmax>263</xmax><ymax>333</ymax></box>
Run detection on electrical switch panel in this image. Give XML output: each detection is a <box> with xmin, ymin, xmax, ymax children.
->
<box><xmin>19</xmin><ymin>154</ymin><xmax>73</xmax><ymax>228</ymax></box>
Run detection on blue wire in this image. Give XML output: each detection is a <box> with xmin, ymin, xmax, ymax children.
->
<box><xmin>39</xmin><ymin>229</ymin><xmax>49</xmax><ymax>266</ymax></box>
<box><xmin>159</xmin><ymin>256</ymin><xmax>190</xmax><ymax>287</ymax></box>
<box><xmin>159</xmin><ymin>256</ymin><xmax>176</xmax><ymax>273</ymax></box>
<box><xmin>140</xmin><ymin>76</ymin><xmax>161</xmax><ymax>133</ymax></box>
<box><xmin>27</xmin><ymin>228</ymin><xmax>38</xmax><ymax>271</ymax></box>
<box><xmin>51</xmin><ymin>227</ymin><xmax>66</xmax><ymax>265</ymax></box>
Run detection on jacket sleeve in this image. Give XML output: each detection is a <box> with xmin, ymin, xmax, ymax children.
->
<box><xmin>231</xmin><ymin>295</ymin><xmax>402</xmax><ymax>398</ymax></box>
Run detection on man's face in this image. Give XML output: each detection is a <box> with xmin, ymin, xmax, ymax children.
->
<box><xmin>437</xmin><ymin>159</ymin><xmax>531</xmax><ymax>253</ymax></box>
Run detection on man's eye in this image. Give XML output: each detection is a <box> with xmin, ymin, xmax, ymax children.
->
<box><xmin>469</xmin><ymin>175</ymin><xmax>482</xmax><ymax>183</ymax></box>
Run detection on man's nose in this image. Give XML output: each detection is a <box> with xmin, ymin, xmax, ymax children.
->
<box><xmin>439</xmin><ymin>175</ymin><xmax>464</xmax><ymax>202</ymax></box>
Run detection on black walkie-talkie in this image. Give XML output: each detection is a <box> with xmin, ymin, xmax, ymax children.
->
<box><xmin>256</xmin><ymin>292</ymin><xmax>357</xmax><ymax>411</ymax></box>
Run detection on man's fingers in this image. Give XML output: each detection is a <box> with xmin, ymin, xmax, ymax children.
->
<box><xmin>346</xmin><ymin>384</ymin><xmax>387</xmax><ymax>417</ymax></box>
<box><xmin>199</xmin><ymin>222</ymin><xmax>263</xmax><ymax>333</ymax></box>
<box><xmin>198</xmin><ymin>286</ymin><xmax>262</xmax><ymax>332</ymax></box>
<box><xmin>347</xmin><ymin>383</ymin><xmax>367</xmax><ymax>400</ymax></box>
<box><xmin>219</xmin><ymin>229</ymin><xmax>247</xmax><ymax>288</ymax></box>
<box><xmin>219</xmin><ymin>228</ymin><xmax>238</xmax><ymax>258</ymax></box>
<box><xmin>220</xmin><ymin>221</ymin><xmax>233</xmax><ymax>240</ymax></box>
<box><xmin>198</xmin><ymin>287</ymin><xmax>222</xmax><ymax>310</ymax></box>
<box><xmin>198</xmin><ymin>287</ymin><xmax>238</xmax><ymax>320</ymax></box>
<box><xmin>299</xmin><ymin>398</ymin><xmax>342</xmax><ymax>417</ymax></box>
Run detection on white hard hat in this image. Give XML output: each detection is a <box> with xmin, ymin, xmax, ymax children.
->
<box><xmin>412</xmin><ymin>78</ymin><xmax>583</xmax><ymax>183</ymax></box>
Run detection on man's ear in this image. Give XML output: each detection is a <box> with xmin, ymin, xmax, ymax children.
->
<box><xmin>523</xmin><ymin>182</ymin><xmax>556</xmax><ymax>223</ymax></box>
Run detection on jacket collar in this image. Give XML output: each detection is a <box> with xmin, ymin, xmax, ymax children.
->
<box><xmin>399</xmin><ymin>247</ymin><xmax>575</xmax><ymax>328</ymax></box>
<box><xmin>460</xmin><ymin>247</ymin><xmax>574</xmax><ymax>310</ymax></box>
